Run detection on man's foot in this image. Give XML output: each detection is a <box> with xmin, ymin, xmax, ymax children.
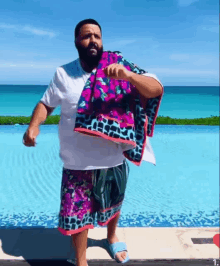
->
<box><xmin>107</xmin><ymin>234</ymin><xmax>127</xmax><ymax>262</ymax></box>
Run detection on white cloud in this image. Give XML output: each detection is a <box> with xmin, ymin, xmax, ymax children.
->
<box><xmin>16</xmin><ymin>52</ymin><xmax>47</xmax><ymax>57</ymax></box>
<box><xmin>105</xmin><ymin>39</ymin><xmax>136</xmax><ymax>48</ymax></box>
<box><xmin>105</xmin><ymin>37</ymin><xmax>160</xmax><ymax>52</ymax></box>
<box><xmin>169</xmin><ymin>53</ymin><xmax>218</xmax><ymax>66</ymax></box>
<box><xmin>17</xmin><ymin>53</ymin><xmax>26</xmax><ymax>56</ymax></box>
<box><xmin>147</xmin><ymin>67</ymin><xmax>218</xmax><ymax>77</ymax></box>
<box><xmin>177</xmin><ymin>0</ymin><xmax>199</xmax><ymax>7</ymax></box>
<box><xmin>23</xmin><ymin>25</ymin><xmax>56</xmax><ymax>38</ymax></box>
<box><xmin>114</xmin><ymin>39</ymin><xmax>136</xmax><ymax>46</ymax></box>
<box><xmin>0</xmin><ymin>23</ymin><xmax>16</xmax><ymax>29</ymax></box>
<box><xmin>208</xmin><ymin>18</ymin><xmax>219</xmax><ymax>24</ymax></box>
<box><xmin>201</xmin><ymin>26</ymin><xmax>219</xmax><ymax>33</ymax></box>
<box><xmin>169</xmin><ymin>54</ymin><xmax>190</xmax><ymax>61</ymax></box>
<box><xmin>197</xmin><ymin>16</ymin><xmax>219</xmax><ymax>34</ymax></box>
<box><xmin>0</xmin><ymin>23</ymin><xmax>57</xmax><ymax>38</ymax></box>
<box><xmin>0</xmin><ymin>63</ymin><xmax>57</xmax><ymax>69</ymax></box>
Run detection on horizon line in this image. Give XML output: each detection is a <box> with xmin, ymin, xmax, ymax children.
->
<box><xmin>0</xmin><ymin>84</ymin><xmax>219</xmax><ymax>87</ymax></box>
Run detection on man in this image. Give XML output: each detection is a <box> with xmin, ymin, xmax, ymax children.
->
<box><xmin>23</xmin><ymin>19</ymin><xmax>163</xmax><ymax>266</ymax></box>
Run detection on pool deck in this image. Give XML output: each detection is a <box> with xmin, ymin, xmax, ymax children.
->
<box><xmin>0</xmin><ymin>227</ymin><xmax>219</xmax><ymax>265</ymax></box>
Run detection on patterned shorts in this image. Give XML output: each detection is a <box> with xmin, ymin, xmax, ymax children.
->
<box><xmin>58</xmin><ymin>160</ymin><xmax>129</xmax><ymax>235</ymax></box>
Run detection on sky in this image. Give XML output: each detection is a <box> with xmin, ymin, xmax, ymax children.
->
<box><xmin>0</xmin><ymin>0</ymin><xmax>219</xmax><ymax>86</ymax></box>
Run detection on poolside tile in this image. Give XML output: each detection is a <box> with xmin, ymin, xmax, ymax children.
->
<box><xmin>175</xmin><ymin>227</ymin><xmax>219</xmax><ymax>259</ymax></box>
<box><xmin>122</xmin><ymin>228</ymin><xmax>187</xmax><ymax>259</ymax></box>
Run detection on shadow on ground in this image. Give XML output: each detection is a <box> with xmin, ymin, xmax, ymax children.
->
<box><xmin>0</xmin><ymin>228</ymin><xmax>111</xmax><ymax>260</ymax></box>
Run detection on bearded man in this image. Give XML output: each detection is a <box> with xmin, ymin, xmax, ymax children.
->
<box><xmin>23</xmin><ymin>19</ymin><xmax>163</xmax><ymax>266</ymax></box>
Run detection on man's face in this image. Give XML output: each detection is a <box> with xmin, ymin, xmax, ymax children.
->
<box><xmin>75</xmin><ymin>24</ymin><xmax>103</xmax><ymax>66</ymax></box>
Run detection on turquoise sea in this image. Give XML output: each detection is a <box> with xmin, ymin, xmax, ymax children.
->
<box><xmin>0</xmin><ymin>85</ymin><xmax>219</xmax><ymax>229</ymax></box>
<box><xmin>0</xmin><ymin>85</ymin><xmax>219</xmax><ymax>118</ymax></box>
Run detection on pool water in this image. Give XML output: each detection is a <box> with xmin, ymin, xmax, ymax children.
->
<box><xmin>0</xmin><ymin>125</ymin><xmax>219</xmax><ymax>228</ymax></box>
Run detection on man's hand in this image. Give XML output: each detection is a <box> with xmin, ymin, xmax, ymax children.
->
<box><xmin>103</xmin><ymin>63</ymin><xmax>132</xmax><ymax>81</ymax></box>
<box><xmin>23</xmin><ymin>126</ymin><xmax>40</xmax><ymax>147</ymax></box>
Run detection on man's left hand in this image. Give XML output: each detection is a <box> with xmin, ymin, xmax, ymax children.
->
<box><xmin>103</xmin><ymin>63</ymin><xmax>132</xmax><ymax>81</ymax></box>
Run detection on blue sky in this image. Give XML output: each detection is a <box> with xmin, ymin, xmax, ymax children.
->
<box><xmin>0</xmin><ymin>0</ymin><xmax>219</xmax><ymax>86</ymax></box>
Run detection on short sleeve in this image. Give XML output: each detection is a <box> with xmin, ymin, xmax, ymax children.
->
<box><xmin>40</xmin><ymin>68</ymin><xmax>63</xmax><ymax>108</ymax></box>
<box><xmin>141</xmin><ymin>72</ymin><xmax>163</xmax><ymax>88</ymax></box>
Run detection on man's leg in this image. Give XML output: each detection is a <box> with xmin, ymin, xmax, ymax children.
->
<box><xmin>107</xmin><ymin>211</ymin><xmax>127</xmax><ymax>262</ymax></box>
<box><xmin>106</xmin><ymin>161</ymin><xmax>129</xmax><ymax>262</ymax></box>
<box><xmin>71</xmin><ymin>229</ymin><xmax>88</xmax><ymax>266</ymax></box>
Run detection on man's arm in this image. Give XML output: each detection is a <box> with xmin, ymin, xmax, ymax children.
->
<box><xmin>23</xmin><ymin>102</ymin><xmax>55</xmax><ymax>147</ymax></box>
<box><xmin>104</xmin><ymin>63</ymin><xmax>163</xmax><ymax>99</ymax></box>
<box><xmin>29</xmin><ymin>101</ymin><xmax>54</xmax><ymax>127</ymax></box>
<box><xmin>127</xmin><ymin>73</ymin><xmax>163</xmax><ymax>99</ymax></box>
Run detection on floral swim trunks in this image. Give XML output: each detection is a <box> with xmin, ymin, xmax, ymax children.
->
<box><xmin>58</xmin><ymin>160</ymin><xmax>129</xmax><ymax>235</ymax></box>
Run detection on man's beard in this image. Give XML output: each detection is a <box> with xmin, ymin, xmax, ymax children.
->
<box><xmin>76</xmin><ymin>43</ymin><xmax>103</xmax><ymax>69</ymax></box>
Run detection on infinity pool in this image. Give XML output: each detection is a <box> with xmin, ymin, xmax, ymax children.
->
<box><xmin>0</xmin><ymin>125</ymin><xmax>219</xmax><ymax>228</ymax></box>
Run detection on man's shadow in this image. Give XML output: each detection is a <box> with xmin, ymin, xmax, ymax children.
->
<box><xmin>0</xmin><ymin>227</ymin><xmax>112</xmax><ymax>265</ymax></box>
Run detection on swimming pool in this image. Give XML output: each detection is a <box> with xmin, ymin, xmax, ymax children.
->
<box><xmin>0</xmin><ymin>125</ymin><xmax>219</xmax><ymax>228</ymax></box>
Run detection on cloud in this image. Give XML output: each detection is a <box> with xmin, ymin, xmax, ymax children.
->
<box><xmin>16</xmin><ymin>52</ymin><xmax>47</xmax><ymax>57</ymax></box>
<box><xmin>198</xmin><ymin>16</ymin><xmax>219</xmax><ymax>34</ymax></box>
<box><xmin>0</xmin><ymin>23</ymin><xmax>16</xmax><ymax>29</ymax></box>
<box><xmin>0</xmin><ymin>23</ymin><xmax>57</xmax><ymax>38</ymax></box>
<box><xmin>23</xmin><ymin>25</ymin><xmax>56</xmax><ymax>38</ymax></box>
<box><xmin>169</xmin><ymin>54</ymin><xmax>190</xmax><ymax>61</ymax></box>
<box><xmin>201</xmin><ymin>26</ymin><xmax>219</xmax><ymax>33</ymax></box>
<box><xmin>104</xmin><ymin>37</ymin><xmax>160</xmax><ymax>53</ymax></box>
<box><xmin>0</xmin><ymin>62</ymin><xmax>57</xmax><ymax>69</ymax></box>
<box><xmin>209</xmin><ymin>18</ymin><xmax>219</xmax><ymax>24</ymax></box>
<box><xmin>169</xmin><ymin>53</ymin><xmax>218</xmax><ymax>66</ymax></box>
<box><xmin>105</xmin><ymin>39</ymin><xmax>136</xmax><ymax>48</ymax></box>
<box><xmin>177</xmin><ymin>0</ymin><xmax>199</xmax><ymax>7</ymax></box>
<box><xmin>147</xmin><ymin>67</ymin><xmax>218</xmax><ymax>77</ymax></box>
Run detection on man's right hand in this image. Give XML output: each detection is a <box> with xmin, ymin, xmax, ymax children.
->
<box><xmin>23</xmin><ymin>126</ymin><xmax>40</xmax><ymax>147</ymax></box>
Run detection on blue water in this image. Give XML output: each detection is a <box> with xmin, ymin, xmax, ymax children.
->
<box><xmin>0</xmin><ymin>85</ymin><xmax>219</xmax><ymax>228</ymax></box>
<box><xmin>0</xmin><ymin>124</ymin><xmax>219</xmax><ymax>229</ymax></box>
<box><xmin>0</xmin><ymin>85</ymin><xmax>219</xmax><ymax>118</ymax></box>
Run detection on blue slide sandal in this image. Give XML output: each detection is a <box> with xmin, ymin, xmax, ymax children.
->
<box><xmin>106</xmin><ymin>239</ymin><xmax>130</xmax><ymax>264</ymax></box>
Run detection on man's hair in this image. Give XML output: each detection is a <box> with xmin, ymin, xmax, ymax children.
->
<box><xmin>74</xmin><ymin>19</ymin><xmax>102</xmax><ymax>39</ymax></box>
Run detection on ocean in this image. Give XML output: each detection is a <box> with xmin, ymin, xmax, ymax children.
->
<box><xmin>0</xmin><ymin>85</ymin><xmax>219</xmax><ymax>118</ymax></box>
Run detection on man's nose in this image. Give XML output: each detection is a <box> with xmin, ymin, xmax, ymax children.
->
<box><xmin>90</xmin><ymin>35</ymin><xmax>96</xmax><ymax>43</ymax></box>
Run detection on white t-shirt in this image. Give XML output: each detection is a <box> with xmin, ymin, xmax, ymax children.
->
<box><xmin>40</xmin><ymin>58</ymin><xmax>162</xmax><ymax>170</ymax></box>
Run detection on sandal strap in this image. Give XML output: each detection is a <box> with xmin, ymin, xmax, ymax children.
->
<box><xmin>110</xmin><ymin>242</ymin><xmax>128</xmax><ymax>256</ymax></box>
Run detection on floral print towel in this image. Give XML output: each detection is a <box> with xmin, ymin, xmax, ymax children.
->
<box><xmin>74</xmin><ymin>51</ymin><xmax>163</xmax><ymax>166</ymax></box>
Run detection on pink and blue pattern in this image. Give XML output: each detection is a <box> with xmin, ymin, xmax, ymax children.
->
<box><xmin>74</xmin><ymin>51</ymin><xmax>163</xmax><ymax>166</ymax></box>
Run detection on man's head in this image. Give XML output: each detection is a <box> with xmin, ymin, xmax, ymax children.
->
<box><xmin>75</xmin><ymin>19</ymin><xmax>103</xmax><ymax>68</ymax></box>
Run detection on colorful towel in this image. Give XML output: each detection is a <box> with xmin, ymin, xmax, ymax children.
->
<box><xmin>74</xmin><ymin>51</ymin><xmax>163</xmax><ymax>166</ymax></box>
